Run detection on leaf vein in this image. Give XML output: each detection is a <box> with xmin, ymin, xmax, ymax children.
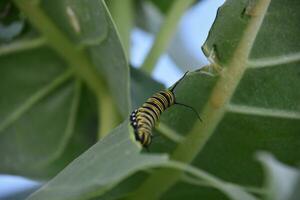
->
<box><xmin>248</xmin><ymin>52</ymin><xmax>300</xmax><ymax>68</ymax></box>
<box><xmin>227</xmin><ymin>104</ymin><xmax>300</xmax><ymax>120</ymax></box>
<box><xmin>0</xmin><ymin>70</ymin><xmax>73</xmax><ymax>133</ymax></box>
<box><xmin>0</xmin><ymin>38</ymin><xmax>46</xmax><ymax>56</ymax></box>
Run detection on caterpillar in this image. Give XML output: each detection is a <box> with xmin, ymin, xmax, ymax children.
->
<box><xmin>130</xmin><ymin>71</ymin><xmax>201</xmax><ymax>149</ymax></box>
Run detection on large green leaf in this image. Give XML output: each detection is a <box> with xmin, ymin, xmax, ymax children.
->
<box><xmin>26</xmin><ymin>66</ymin><xmax>264</xmax><ymax>200</ymax></box>
<box><xmin>288</xmin><ymin>179</ymin><xmax>300</xmax><ymax>200</ymax></box>
<box><xmin>26</xmin><ymin>121</ymin><xmax>169</xmax><ymax>200</ymax></box>
<box><xmin>27</xmin><ymin>119</ymin><xmax>259</xmax><ymax>200</ymax></box>
<box><xmin>0</xmin><ymin>0</ymin><xmax>129</xmax><ymax>178</ymax></box>
<box><xmin>192</xmin><ymin>0</ymin><xmax>300</xmax><ymax>189</ymax></box>
<box><xmin>128</xmin><ymin>0</ymin><xmax>300</xmax><ymax>199</ymax></box>
<box><xmin>40</xmin><ymin>0</ymin><xmax>130</xmax><ymax>117</ymax></box>
<box><xmin>2</xmin><ymin>0</ymin><xmax>300</xmax><ymax>199</ymax></box>
<box><xmin>202</xmin><ymin>0</ymin><xmax>300</xmax><ymax>65</ymax></box>
<box><xmin>0</xmin><ymin>48</ymin><xmax>98</xmax><ymax>179</ymax></box>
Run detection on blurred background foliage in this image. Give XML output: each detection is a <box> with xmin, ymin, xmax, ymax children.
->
<box><xmin>0</xmin><ymin>0</ymin><xmax>299</xmax><ymax>199</ymax></box>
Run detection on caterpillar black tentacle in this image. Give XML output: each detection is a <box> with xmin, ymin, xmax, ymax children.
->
<box><xmin>173</xmin><ymin>102</ymin><xmax>202</xmax><ymax>122</ymax></box>
<box><xmin>130</xmin><ymin>71</ymin><xmax>201</xmax><ymax>148</ymax></box>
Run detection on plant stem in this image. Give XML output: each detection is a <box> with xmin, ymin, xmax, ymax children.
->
<box><xmin>98</xmin><ymin>93</ymin><xmax>119</xmax><ymax>139</ymax></box>
<box><xmin>13</xmin><ymin>0</ymin><xmax>106</xmax><ymax>97</ymax></box>
<box><xmin>13</xmin><ymin>0</ymin><xmax>119</xmax><ymax>137</ymax></box>
<box><xmin>0</xmin><ymin>37</ymin><xmax>46</xmax><ymax>56</ymax></box>
<box><xmin>181</xmin><ymin>174</ymin><xmax>267</xmax><ymax>196</ymax></box>
<box><xmin>131</xmin><ymin>0</ymin><xmax>271</xmax><ymax>199</ymax></box>
<box><xmin>156</xmin><ymin>122</ymin><xmax>184</xmax><ymax>143</ymax></box>
<box><xmin>141</xmin><ymin>0</ymin><xmax>195</xmax><ymax>74</ymax></box>
<box><xmin>130</xmin><ymin>161</ymin><xmax>257</xmax><ymax>200</ymax></box>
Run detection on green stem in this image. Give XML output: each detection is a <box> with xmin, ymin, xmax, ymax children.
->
<box><xmin>98</xmin><ymin>93</ymin><xmax>119</xmax><ymax>139</ymax></box>
<box><xmin>181</xmin><ymin>174</ymin><xmax>267</xmax><ymax>196</ymax></box>
<box><xmin>156</xmin><ymin>122</ymin><xmax>184</xmax><ymax>143</ymax></box>
<box><xmin>141</xmin><ymin>0</ymin><xmax>195</xmax><ymax>74</ymax></box>
<box><xmin>0</xmin><ymin>37</ymin><xmax>46</xmax><ymax>56</ymax></box>
<box><xmin>131</xmin><ymin>0</ymin><xmax>271</xmax><ymax>199</ymax></box>
<box><xmin>129</xmin><ymin>161</ymin><xmax>257</xmax><ymax>200</ymax></box>
<box><xmin>13</xmin><ymin>0</ymin><xmax>119</xmax><ymax>137</ymax></box>
<box><xmin>13</xmin><ymin>0</ymin><xmax>106</xmax><ymax>97</ymax></box>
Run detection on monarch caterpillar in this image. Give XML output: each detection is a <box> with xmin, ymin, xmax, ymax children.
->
<box><xmin>130</xmin><ymin>71</ymin><xmax>201</xmax><ymax>149</ymax></box>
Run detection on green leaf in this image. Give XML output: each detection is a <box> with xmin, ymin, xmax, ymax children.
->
<box><xmin>27</xmin><ymin>67</ymin><xmax>260</xmax><ymax>200</ymax></box>
<box><xmin>130</xmin><ymin>0</ymin><xmax>300</xmax><ymax>199</ymax></box>
<box><xmin>0</xmin><ymin>0</ymin><xmax>129</xmax><ymax>178</ymax></box>
<box><xmin>0</xmin><ymin>47</ymin><xmax>97</xmax><ymax>178</ymax></box>
<box><xmin>202</xmin><ymin>0</ymin><xmax>300</xmax><ymax>65</ymax></box>
<box><xmin>40</xmin><ymin>0</ymin><xmax>130</xmax><ymax>117</ymax></box>
<box><xmin>2</xmin><ymin>0</ymin><xmax>299</xmax><ymax>199</ymax></box>
<box><xmin>26</xmin><ymin>121</ymin><xmax>258</xmax><ymax>200</ymax></box>
<box><xmin>288</xmin><ymin>179</ymin><xmax>300</xmax><ymax>200</ymax></box>
<box><xmin>26</xmin><ymin>121</ymin><xmax>169</xmax><ymax>200</ymax></box>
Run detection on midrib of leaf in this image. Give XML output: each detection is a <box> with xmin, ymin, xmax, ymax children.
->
<box><xmin>13</xmin><ymin>0</ymin><xmax>106</xmax><ymax>96</ymax></box>
<box><xmin>156</xmin><ymin>122</ymin><xmax>185</xmax><ymax>143</ymax></box>
<box><xmin>98</xmin><ymin>93</ymin><xmax>119</xmax><ymax>138</ymax></box>
<box><xmin>181</xmin><ymin>174</ymin><xmax>267</xmax><ymax>196</ymax></box>
<box><xmin>248</xmin><ymin>52</ymin><xmax>300</xmax><ymax>68</ymax></box>
<box><xmin>130</xmin><ymin>1</ymin><xmax>271</xmax><ymax>199</ymax></box>
<box><xmin>0</xmin><ymin>37</ymin><xmax>46</xmax><ymax>56</ymax></box>
<box><xmin>140</xmin><ymin>0</ymin><xmax>195</xmax><ymax>74</ymax></box>
<box><xmin>34</xmin><ymin>80</ymin><xmax>82</xmax><ymax>168</ymax></box>
<box><xmin>227</xmin><ymin>104</ymin><xmax>300</xmax><ymax>120</ymax></box>
<box><xmin>13</xmin><ymin>0</ymin><xmax>117</xmax><ymax>138</ymax></box>
<box><xmin>141</xmin><ymin>161</ymin><xmax>259</xmax><ymax>200</ymax></box>
<box><xmin>0</xmin><ymin>69</ymin><xmax>73</xmax><ymax>133</ymax></box>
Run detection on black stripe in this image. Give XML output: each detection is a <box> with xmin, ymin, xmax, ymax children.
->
<box><xmin>138</xmin><ymin>116</ymin><xmax>153</xmax><ymax>128</ymax></box>
<box><xmin>139</xmin><ymin>109</ymin><xmax>156</xmax><ymax>127</ymax></box>
<box><xmin>140</xmin><ymin>133</ymin><xmax>144</xmax><ymax>143</ymax></box>
<box><xmin>146</xmin><ymin>101</ymin><xmax>163</xmax><ymax>114</ymax></box>
<box><xmin>141</xmin><ymin>124</ymin><xmax>152</xmax><ymax>132</ymax></box>
<box><xmin>159</xmin><ymin>91</ymin><xmax>172</xmax><ymax>106</ymax></box>
<box><xmin>137</xmin><ymin>115</ymin><xmax>152</xmax><ymax>128</ymax></box>
<box><xmin>153</xmin><ymin>96</ymin><xmax>167</xmax><ymax>110</ymax></box>
<box><xmin>142</xmin><ymin>105</ymin><xmax>159</xmax><ymax>121</ymax></box>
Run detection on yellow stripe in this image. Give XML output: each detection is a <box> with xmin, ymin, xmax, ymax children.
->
<box><xmin>148</xmin><ymin>98</ymin><xmax>164</xmax><ymax>113</ymax></box>
<box><xmin>138</xmin><ymin>107</ymin><xmax>158</xmax><ymax>122</ymax></box>
<box><xmin>153</xmin><ymin>93</ymin><xmax>168</xmax><ymax>109</ymax></box>
<box><xmin>136</xmin><ymin>111</ymin><xmax>155</xmax><ymax>127</ymax></box>
<box><xmin>136</xmin><ymin>115</ymin><xmax>152</xmax><ymax>128</ymax></box>
<box><xmin>143</xmin><ymin>102</ymin><xmax>160</xmax><ymax>120</ymax></box>
<box><xmin>165</xmin><ymin>90</ymin><xmax>175</xmax><ymax>105</ymax></box>
<box><xmin>138</xmin><ymin>128</ymin><xmax>151</xmax><ymax>145</ymax></box>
